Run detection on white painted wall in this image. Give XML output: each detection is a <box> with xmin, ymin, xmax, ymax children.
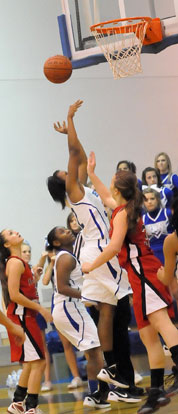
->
<box><xmin>0</xmin><ymin>0</ymin><xmax>178</xmax><ymax>335</ymax></box>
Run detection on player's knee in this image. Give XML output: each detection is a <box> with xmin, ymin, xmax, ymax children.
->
<box><xmin>85</xmin><ymin>346</ymin><xmax>102</xmax><ymax>361</ymax></box>
<box><xmin>30</xmin><ymin>358</ymin><xmax>46</xmax><ymax>374</ymax></box>
<box><xmin>37</xmin><ymin>358</ymin><xmax>46</xmax><ymax>372</ymax></box>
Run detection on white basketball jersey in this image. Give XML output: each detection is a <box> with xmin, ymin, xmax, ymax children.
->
<box><xmin>67</xmin><ymin>186</ymin><xmax>110</xmax><ymax>243</ymax></box>
<box><xmin>54</xmin><ymin>250</ymin><xmax>83</xmax><ymax>305</ymax></box>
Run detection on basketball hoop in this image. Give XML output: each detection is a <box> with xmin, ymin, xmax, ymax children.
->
<box><xmin>90</xmin><ymin>17</ymin><xmax>162</xmax><ymax>79</ymax></box>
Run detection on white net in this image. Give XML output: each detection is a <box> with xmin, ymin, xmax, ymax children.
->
<box><xmin>91</xmin><ymin>18</ymin><xmax>149</xmax><ymax>79</ymax></box>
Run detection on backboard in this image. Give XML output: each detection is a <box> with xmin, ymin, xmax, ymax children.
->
<box><xmin>58</xmin><ymin>0</ymin><xmax>178</xmax><ymax>69</ymax></box>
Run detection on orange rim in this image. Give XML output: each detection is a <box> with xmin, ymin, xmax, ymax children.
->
<box><xmin>90</xmin><ymin>16</ymin><xmax>152</xmax><ymax>35</ymax></box>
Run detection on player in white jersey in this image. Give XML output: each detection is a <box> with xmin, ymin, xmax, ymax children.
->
<box><xmin>67</xmin><ymin>186</ymin><xmax>131</xmax><ymax>306</ymax></box>
<box><xmin>46</xmin><ymin>225</ymin><xmax>111</xmax><ymax>408</ymax></box>
<box><xmin>47</xmin><ymin>100</ymin><xmax>132</xmax><ymax>395</ymax></box>
<box><xmin>49</xmin><ymin>227</ymin><xmax>99</xmax><ymax>348</ymax></box>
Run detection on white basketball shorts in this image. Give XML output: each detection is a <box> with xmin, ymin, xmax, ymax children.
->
<box><xmin>52</xmin><ymin>299</ymin><xmax>100</xmax><ymax>351</ymax></box>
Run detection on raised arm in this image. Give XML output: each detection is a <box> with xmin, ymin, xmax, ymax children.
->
<box><xmin>36</xmin><ymin>251</ymin><xmax>48</xmax><ymax>269</ymax></box>
<box><xmin>42</xmin><ymin>254</ymin><xmax>56</xmax><ymax>286</ymax></box>
<box><xmin>32</xmin><ymin>251</ymin><xmax>48</xmax><ymax>283</ymax></box>
<box><xmin>65</xmin><ymin>100</ymin><xmax>87</xmax><ymax>202</ymax></box>
<box><xmin>54</xmin><ymin>100</ymin><xmax>87</xmax><ymax>186</ymax></box>
<box><xmin>87</xmin><ymin>151</ymin><xmax>117</xmax><ymax>210</ymax></box>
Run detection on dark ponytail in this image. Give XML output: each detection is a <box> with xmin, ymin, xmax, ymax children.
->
<box><xmin>0</xmin><ymin>233</ymin><xmax>11</xmax><ymax>308</ymax></box>
<box><xmin>114</xmin><ymin>170</ymin><xmax>143</xmax><ymax>233</ymax></box>
<box><xmin>47</xmin><ymin>172</ymin><xmax>66</xmax><ymax>209</ymax></box>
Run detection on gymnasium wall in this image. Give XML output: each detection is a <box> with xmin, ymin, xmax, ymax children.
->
<box><xmin>0</xmin><ymin>0</ymin><xmax>178</xmax><ymax>333</ymax></box>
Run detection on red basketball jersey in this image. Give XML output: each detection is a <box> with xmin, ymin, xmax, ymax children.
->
<box><xmin>109</xmin><ymin>205</ymin><xmax>174</xmax><ymax>329</ymax></box>
<box><xmin>6</xmin><ymin>256</ymin><xmax>38</xmax><ymax>317</ymax></box>
<box><xmin>109</xmin><ymin>205</ymin><xmax>153</xmax><ymax>269</ymax></box>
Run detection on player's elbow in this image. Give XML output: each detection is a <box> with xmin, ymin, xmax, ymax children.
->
<box><xmin>112</xmin><ymin>248</ymin><xmax>119</xmax><ymax>257</ymax></box>
<box><xmin>69</xmin><ymin>147</ymin><xmax>80</xmax><ymax>157</ymax></box>
<box><xmin>69</xmin><ymin>148</ymin><xmax>84</xmax><ymax>164</ymax></box>
<box><xmin>9</xmin><ymin>292</ymin><xmax>19</xmax><ymax>302</ymax></box>
<box><xmin>57</xmin><ymin>284</ymin><xmax>66</xmax><ymax>294</ymax></box>
<box><xmin>109</xmin><ymin>244</ymin><xmax>119</xmax><ymax>257</ymax></box>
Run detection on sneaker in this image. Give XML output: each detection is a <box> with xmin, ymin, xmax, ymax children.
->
<box><xmin>83</xmin><ymin>390</ymin><xmax>111</xmax><ymax>409</ymax></box>
<box><xmin>67</xmin><ymin>376</ymin><xmax>83</xmax><ymax>389</ymax></box>
<box><xmin>129</xmin><ymin>385</ymin><xmax>145</xmax><ymax>396</ymax></box>
<box><xmin>25</xmin><ymin>408</ymin><xmax>43</xmax><ymax>414</ymax></box>
<box><xmin>8</xmin><ymin>402</ymin><xmax>25</xmax><ymax>414</ymax></box>
<box><xmin>137</xmin><ymin>387</ymin><xmax>170</xmax><ymax>414</ymax></box>
<box><xmin>108</xmin><ymin>387</ymin><xmax>142</xmax><ymax>403</ymax></box>
<box><xmin>41</xmin><ymin>381</ymin><xmax>53</xmax><ymax>392</ymax></box>
<box><xmin>97</xmin><ymin>365</ymin><xmax>129</xmax><ymax>388</ymax></box>
<box><xmin>135</xmin><ymin>371</ymin><xmax>143</xmax><ymax>384</ymax></box>
<box><xmin>165</xmin><ymin>365</ymin><xmax>178</xmax><ymax>396</ymax></box>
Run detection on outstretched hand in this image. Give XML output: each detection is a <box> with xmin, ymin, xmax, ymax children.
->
<box><xmin>54</xmin><ymin>120</ymin><xmax>68</xmax><ymax>134</ymax></box>
<box><xmin>87</xmin><ymin>151</ymin><xmax>96</xmax><ymax>176</ymax></box>
<box><xmin>68</xmin><ymin>100</ymin><xmax>83</xmax><ymax>119</ymax></box>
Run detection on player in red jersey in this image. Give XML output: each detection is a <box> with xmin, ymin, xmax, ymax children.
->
<box><xmin>0</xmin><ymin>229</ymin><xmax>52</xmax><ymax>414</ymax></box>
<box><xmin>82</xmin><ymin>152</ymin><xmax>178</xmax><ymax>414</ymax></box>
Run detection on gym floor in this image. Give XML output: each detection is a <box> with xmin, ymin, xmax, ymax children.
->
<box><xmin>1</xmin><ymin>366</ymin><xmax>178</xmax><ymax>414</ymax></box>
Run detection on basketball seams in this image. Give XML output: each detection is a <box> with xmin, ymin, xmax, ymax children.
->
<box><xmin>43</xmin><ymin>54</ymin><xmax>72</xmax><ymax>84</ymax></box>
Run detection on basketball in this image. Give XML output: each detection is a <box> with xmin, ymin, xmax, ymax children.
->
<box><xmin>43</xmin><ymin>55</ymin><xmax>72</xmax><ymax>84</ymax></box>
